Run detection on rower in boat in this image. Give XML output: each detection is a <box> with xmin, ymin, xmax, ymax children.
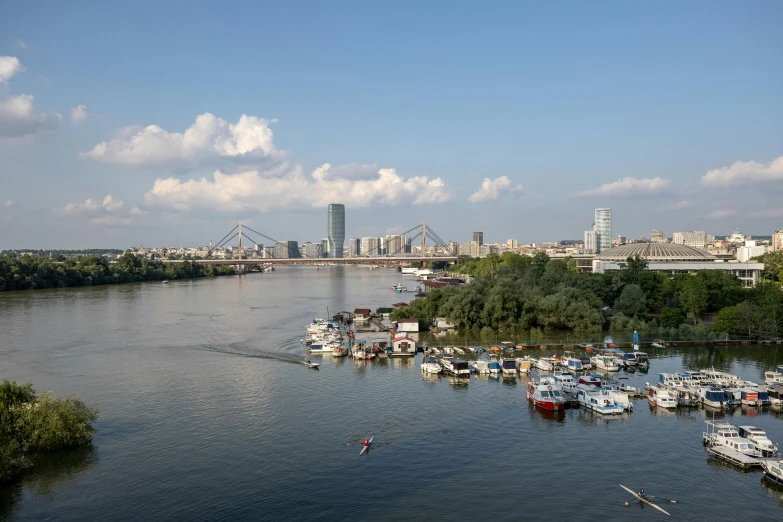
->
<box><xmin>360</xmin><ymin>436</ymin><xmax>374</xmax><ymax>455</ymax></box>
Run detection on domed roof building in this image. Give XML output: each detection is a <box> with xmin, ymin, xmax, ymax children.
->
<box><xmin>591</xmin><ymin>242</ymin><xmax>762</xmax><ymax>287</ymax></box>
<box><xmin>594</xmin><ymin>243</ymin><xmax>717</xmax><ymax>262</ymax></box>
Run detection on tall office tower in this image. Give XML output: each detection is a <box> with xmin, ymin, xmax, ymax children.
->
<box><xmin>473</xmin><ymin>231</ymin><xmax>484</xmax><ymax>246</ymax></box>
<box><xmin>347</xmin><ymin>238</ymin><xmax>360</xmax><ymax>257</ymax></box>
<box><xmin>321</xmin><ymin>238</ymin><xmax>330</xmax><ymax>258</ymax></box>
<box><xmin>327</xmin><ymin>203</ymin><xmax>345</xmax><ymax>258</ymax></box>
<box><xmin>274</xmin><ymin>241</ymin><xmax>300</xmax><ymax>259</ymax></box>
<box><xmin>403</xmin><ymin>236</ymin><xmax>412</xmax><ymax>254</ymax></box>
<box><xmin>594</xmin><ymin>208</ymin><xmax>611</xmax><ymax>253</ymax></box>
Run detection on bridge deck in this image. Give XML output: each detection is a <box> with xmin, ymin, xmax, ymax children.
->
<box><xmin>167</xmin><ymin>256</ymin><xmax>458</xmax><ymax>265</ymax></box>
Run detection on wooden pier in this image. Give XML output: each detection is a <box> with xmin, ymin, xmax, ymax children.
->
<box><xmin>705</xmin><ymin>447</ymin><xmax>777</xmax><ymax>469</ymax></box>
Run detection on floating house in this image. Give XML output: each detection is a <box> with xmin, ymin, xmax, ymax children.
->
<box><xmin>353</xmin><ymin>308</ymin><xmax>372</xmax><ymax>321</ymax></box>
<box><xmin>395</xmin><ymin>318</ymin><xmax>420</xmax><ymax>333</ymax></box>
<box><xmin>389</xmin><ymin>336</ymin><xmax>417</xmax><ymax>357</ymax></box>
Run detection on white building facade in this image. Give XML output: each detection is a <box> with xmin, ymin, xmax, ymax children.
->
<box><xmin>595</xmin><ymin>208</ymin><xmax>612</xmax><ymax>253</ymax></box>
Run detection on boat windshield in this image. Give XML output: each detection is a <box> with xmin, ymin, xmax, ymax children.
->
<box><xmin>552</xmin><ymin>391</ymin><xmax>563</xmax><ymax>397</ymax></box>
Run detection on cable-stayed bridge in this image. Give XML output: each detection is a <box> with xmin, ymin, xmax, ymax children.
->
<box><xmin>182</xmin><ymin>221</ymin><xmax>458</xmax><ymax>266</ymax></box>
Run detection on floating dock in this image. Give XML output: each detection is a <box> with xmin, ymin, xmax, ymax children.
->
<box><xmin>705</xmin><ymin>447</ymin><xmax>779</xmax><ymax>469</ymax></box>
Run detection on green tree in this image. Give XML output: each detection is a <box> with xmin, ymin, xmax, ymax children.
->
<box><xmin>613</xmin><ymin>284</ymin><xmax>647</xmax><ymax>317</ymax></box>
<box><xmin>678</xmin><ymin>275</ymin><xmax>708</xmax><ymax>324</ymax></box>
<box><xmin>731</xmin><ymin>301</ymin><xmax>761</xmax><ymax>338</ymax></box>
<box><xmin>16</xmin><ymin>392</ymin><xmax>99</xmax><ymax>452</ymax></box>
<box><xmin>660</xmin><ymin>308</ymin><xmax>685</xmax><ymax>329</ymax></box>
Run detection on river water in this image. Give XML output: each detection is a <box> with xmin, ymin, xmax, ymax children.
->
<box><xmin>1</xmin><ymin>267</ymin><xmax>782</xmax><ymax>521</ymax></box>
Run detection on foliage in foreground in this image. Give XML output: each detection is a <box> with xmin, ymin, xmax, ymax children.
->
<box><xmin>0</xmin><ymin>381</ymin><xmax>98</xmax><ymax>482</ymax></box>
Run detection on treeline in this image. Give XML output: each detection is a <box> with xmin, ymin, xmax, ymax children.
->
<box><xmin>1</xmin><ymin>381</ymin><xmax>98</xmax><ymax>482</ymax></box>
<box><xmin>0</xmin><ymin>253</ymin><xmax>236</xmax><ymax>291</ymax></box>
<box><xmin>391</xmin><ymin>252</ymin><xmax>783</xmax><ymax>339</ymax></box>
<box><xmin>755</xmin><ymin>251</ymin><xmax>783</xmax><ymax>282</ymax></box>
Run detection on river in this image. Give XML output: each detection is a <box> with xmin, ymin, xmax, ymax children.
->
<box><xmin>1</xmin><ymin>267</ymin><xmax>782</xmax><ymax>521</ymax></box>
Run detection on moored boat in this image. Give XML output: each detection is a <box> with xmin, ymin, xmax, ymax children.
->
<box><xmin>421</xmin><ymin>357</ymin><xmax>442</xmax><ymax>374</ymax></box>
<box><xmin>647</xmin><ymin>385</ymin><xmax>677</xmax><ymax>409</ymax></box>
<box><xmin>500</xmin><ymin>358</ymin><xmax>518</xmax><ymax>376</ymax></box>
<box><xmin>575</xmin><ymin>384</ymin><xmax>625</xmax><ymax>415</ymax></box>
<box><xmin>761</xmin><ymin>460</ymin><xmax>783</xmax><ymax>486</ymax></box>
<box><xmin>516</xmin><ymin>357</ymin><xmax>534</xmax><ymax>373</ymax></box>
<box><xmin>738</xmin><ymin>426</ymin><xmax>779</xmax><ymax>457</ymax></box>
<box><xmin>703</xmin><ymin>421</ymin><xmax>761</xmax><ymax>457</ymax></box>
<box><xmin>527</xmin><ymin>381</ymin><xmax>566</xmax><ymax>411</ymax></box>
<box><xmin>591</xmin><ymin>355</ymin><xmax>621</xmax><ymax>372</ymax></box>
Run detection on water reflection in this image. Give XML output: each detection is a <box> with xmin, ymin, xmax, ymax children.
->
<box><xmin>0</xmin><ymin>446</ymin><xmax>97</xmax><ymax>520</ymax></box>
<box><xmin>527</xmin><ymin>403</ymin><xmax>566</xmax><ymax>423</ymax></box>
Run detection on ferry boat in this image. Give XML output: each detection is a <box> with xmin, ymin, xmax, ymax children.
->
<box><xmin>500</xmin><ymin>358</ymin><xmax>518</xmax><ymax>376</ymax></box>
<box><xmin>647</xmin><ymin>385</ymin><xmax>677</xmax><ymax>409</ymax></box>
<box><xmin>697</xmin><ymin>386</ymin><xmax>726</xmax><ymax>408</ymax></box>
<box><xmin>761</xmin><ymin>459</ymin><xmax>783</xmax><ymax>486</ymax></box>
<box><xmin>738</xmin><ymin>426</ymin><xmax>779</xmax><ymax>457</ymax></box>
<box><xmin>591</xmin><ymin>355</ymin><xmax>621</xmax><ymax>372</ymax></box>
<box><xmin>421</xmin><ymin>357</ymin><xmax>442</xmax><ymax>374</ymax></box>
<box><xmin>575</xmin><ymin>384</ymin><xmax>625</xmax><ymax>415</ymax></box>
<box><xmin>527</xmin><ymin>381</ymin><xmax>566</xmax><ymax>411</ymax></box>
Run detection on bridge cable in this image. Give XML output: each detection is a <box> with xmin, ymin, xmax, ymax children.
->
<box><xmin>212</xmin><ymin>225</ymin><xmax>239</xmax><ymax>251</ymax></box>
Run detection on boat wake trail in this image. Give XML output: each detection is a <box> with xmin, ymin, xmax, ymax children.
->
<box><xmin>200</xmin><ymin>340</ymin><xmax>304</xmax><ymax>365</ymax></box>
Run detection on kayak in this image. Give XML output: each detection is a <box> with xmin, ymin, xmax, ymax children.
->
<box><xmin>360</xmin><ymin>436</ymin><xmax>374</xmax><ymax>455</ymax></box>
<box><xmin>619</xmin><ymin>484</ymin><xmax>670</xmax><ymax>516</ymax></box>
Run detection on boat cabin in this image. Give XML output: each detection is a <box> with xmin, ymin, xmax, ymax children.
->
<box><xmin>389</xmin><ymin>336</ymin><xmax>417</xmax><ymax>357</ymax></box>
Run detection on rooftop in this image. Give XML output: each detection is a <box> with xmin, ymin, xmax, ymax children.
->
<box><xmin>594</xmin><ymin>243</ymin><xmax>717</xmax><ymax>262</ymax></box>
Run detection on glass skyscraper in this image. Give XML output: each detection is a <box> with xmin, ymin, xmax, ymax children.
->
<box><xmin>594</xmin><ymin>208</ymin><xmax>612</xmax><ymax>253</ymax></box>
<box><xmin>327</xmin><ymin>203</ymin><xmax>345</xmax><ymax>258</ymax></box>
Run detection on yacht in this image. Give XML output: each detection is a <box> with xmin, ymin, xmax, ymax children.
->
<box><xmin>575</xmin><ymin>384</ymin><xmax>625</xmax><ymax>415</ymax></box>
<box><xmin>703</xmin><ymin>421</ymin><xmax>761</xmax><ymax>457</ymax></box>
<box><xmin>527</xmin><ymin>381</ymin><xmax>566</xmax><ymax>411</ymax></box>
<box><xmin>761</xmin><ymin>460</ymin><xmax>783</xmax><ymax>486</ymax></box>
<box><xmin>600</xmin><ymin>383</ymin><xmax>634</xmax><ymax>412</ymax></box>
<box><xmin>591</xmin><ymin>355</ymin><xmax>621</xmax><ymax>372</ymax></box>
<box><xmin>421</xmin><ymin>357</ymin><xmax>442</xmax><ymax>374</ymax></box>
<box><xmin>442</xmin><ymin>358</ymin><xmax>471</xmax><ymax>377</ymax></box>
<box><xmin>738</xmin><ymin>426</ymin><xmax>779</xmax><ymax>457</ymax></box>
<box><xmin>647</xmin><ymin>385</ymin><xmax>677</xmax><ymax>409</ymax></box>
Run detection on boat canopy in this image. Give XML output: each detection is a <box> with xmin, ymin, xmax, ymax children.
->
<box><xmin>704</xmin><ymin>389</ymin><xmax>724</xmax><ymax>402</ymax></box>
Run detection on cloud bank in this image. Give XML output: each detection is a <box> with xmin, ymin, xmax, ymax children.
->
<box><xmin>0</xmin><ymin>94</ymin><xmax>60</xmax><ymax>138</ymax></box>
<box><xmin>144</xmin><ymin>163</ymin><xmax>453</xmax><ymax>212</ymax></box>
<box><xmin>63</xmin><ymin>195</ymin><xmax>123</xmax><ymax>214</ymax></box>
<box><xmin>701</xmin><ymin>156</ymin><xmax>783</xmax><ymax>187</ymax></box>
<box><xmin>468</xmin><ymin>176</ymin><xmax>522</xmax><ymax>203</ymax></box>
<box><xmin>81</xmin><ymin>113</ymin><xmax>279</xmax><ymax>168</ymax></box>
<box><xmin>0</xmin><ymin>56</ymin><xmax>24</xmax><ymax>83</ymax></box>
<box><xmin>578</xmin><ymin>176</ymin><xmax>670</xmax><ymax>197</ymax></box>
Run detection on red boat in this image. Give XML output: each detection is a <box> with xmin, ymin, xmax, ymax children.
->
<box><xmin>527</xmin><ymin>381</ymin><xmax>566</xmax><ymax>411</ymax></box>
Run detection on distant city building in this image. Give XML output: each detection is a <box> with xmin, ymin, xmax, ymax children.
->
<box><xmin>615</xmin><ymin>236</ymin><xmax>627</xmax><ymax>246</ymax></box>
<box><xmin>773</xmin><ymin>230</ymin><xmax>783</xmax><ymax>252</ymax></box>
<box><xmin>583</xmin><ymin>230</ymin><xmax>598</xmax><ymax>254</ymax></box>
<box><xmin>673</xmin><ymin>231</ymin><xmax>708</xmax><ymax>249</ymax></box>
<box><xmin>462</xmin><ymin>241</ymin><xmax>481</xmax><ymax>258</ymax></box>
<box><xmin>594</xmin><ymin>208</ymin><xmax>612</xmax><ymax>253</ymax></box>
<box><xmin>403</xmin><ymin>236</ymin><xmax>412</xmax><ymax>254</ymax></box>
<box><xmin>507</xmin><ymin>239</ymin><xmax>518</xmax><ymax>249</ymax></box>
<box><xmin>737</xmin><ymin>244</ymin><xmax>766</xmax><ymax>262</ymax></box>
<box><xmin>347</xmin><ymin>238</ymin><xmax>360</xmax><ymax>257</ymax></box>
<box><xmin>727</xmin><ymin>229</ymin><xmax>746</xmax><ymax>243</ymax></box>
<box><xmin>448</xmin><ymin>241</ymin><xmax>460</xmax><ymax>256</ymax></box>
<box><xmin>361</xmin><ymin>237</ymin><xmax>381</xmax><ymax>257</ymax></box>
<box><xmin>302</xmin><ymin>242</ymin><xmax>323</xmax><ymax>259</ymax></box>
<box><xmin>650</xmin><ymin>230</ymin><xmax>666</xmax><ymax>243</ymax></box>
<box><xmin>384</xmin><ymin>235</ymin><xmax>403</xmax><ymax>256</ymax></box>
<box><xmin>262</xmin><ymin>246</ymin><xmax>274</xmax><ymax>258</ymax></box>
<box><xmin>327</xmin><ymin>203</ymin><xmax>345</xmax><ymax>258</ymax></box>
<box><xmin>321</xmin><ymin>238</ymin><xmax>330</xmax><ymax>258</ymax></box>
<box><xmin>274</xmin><ymin>241</ymin><xmax>300</xmax><ymax>259</ymax></box>
<box><xmin>473</xmin><ymin>231</ymin><xmax>484</xmax><ymax>246</ymax></box>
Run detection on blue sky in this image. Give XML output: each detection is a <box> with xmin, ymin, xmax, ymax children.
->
<box><xmin>1</xmin><ymin>1</ymin><xmax>782</xmax><ymax>248</ymax></box>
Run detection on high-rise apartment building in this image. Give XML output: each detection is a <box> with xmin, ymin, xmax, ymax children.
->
<box><xmin>274</xmin><ymin>241</ymin><xmax>300</xmax><ymax>259</ymax></box>
<box><xmin>347</xmin><ymin>238</ymin><xmax>360</xmax><ymax>257</ymax></box>
<box><xmin>302</xmin><ymin>242</ymin><xmax>323</xmax><ymax>259</ymax></box>
<box><xmin>507</xmin><ymin>239</ymin><xmax>518</xmax><ymax>249</ymax></box>
<box><xmin>473</xmin><ymin>232</ymin><xmax>484</xmax><ymax>246</ymax></box>
<box><xmin>594</xmin><ymin>208</ymin><xmax>611</xmax><ymax>253</ymax></box>
<box><xmin>361</xmin><ymin>237</ymin><xmax>381</xmax><ymax>257</ymax></box>
<box><xmin>773</xmin><ymin>230</ymin><xmax>783</xmax><ymax>252</ymax></box>
<box><xmin>327</xmin><ymin>203</ymin><xmax>345</xmax><ymax>258</ymax></box>
<box><xmin>321</xmin><ymin>238</ymin><xmax>330</xmax><ymax>258</ymax></box>
<box><xmin>584</xmin><ymin>230</ymin><xmax>598</xmax><ymax>253</ymax></box>
<box><xmin>650</xmin><ymin>230</ymin><xmax>666</xmax><ymax>243</ymax></box>
<box><xmin>403</xmin><ymin>236</ymin><xmax>412</xmax><ymax>254</ymax></box>
<box><xmin>448</xmin><ymin>241</ymin><xmax>460</xmax><ymax>256</ymax></box>
<box><xmin>462</xmin><ymin>241</ymin><xmax>481</xmax><ymax>258</ymax></box>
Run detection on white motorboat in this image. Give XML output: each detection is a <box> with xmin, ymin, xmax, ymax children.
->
<box><xmin>703</xmin><ymin>421</ymin><xmax>761</xmax><ymax>457</ymax></box>
<box><xmin>619</xmin><ymin>352</ymin><xmax>638</xmax><ymax>367</ymax></box>
<box><xmin>650</xmin><ymin>340</ymin><xmax>665</xmax><ymax>349</ymax></box>
<box><xmin>738</xmin><ymin>426</ymin><xmax>779</xmax><ymax>457</ymax></box>
<box><xmin>591</xmin><ymin>355</ymin><xmax>621</xmax><ymax>372</ymax></box>
<box><xmin>421</xmin><ymin>357</ymin><xmax>442</xmax><ymax>374</ymax></box>
<box><xmin>647</xmin><ymin>385</ymin><xmax>677</xmax><ymax>409</ymax></box>
<box><xmin>765</xmin><ymin>371</ymin><xmax>783</xmax><ymax>385</ymax></box>
<box><xmin>600</xmin><ymin>384</ymin><xmax>634</xmax><ymax>412</ymax></box>
<box><xmin>441</xmin><ymin>358</ymin><xmax>471</xmax><ymax>377</ymax></box>
<box><xmin>391</xmin><ymin>284</ymin><xmax>407</xmax><ymax>292</ymax></box>
<box><xmin>534</xmin><ymin>357</ymin><xmax>554</xmax><ymax>371</ymax></box>
<box><xmin>575</xmin><ymin>384</ymin><xmax>625</xmax><ymax>415</ymax></box>
<box><xmin>563</xmin><ymin>357</ymin><xmax>583</xmax><ymax>372</ymax></box>
<box><xmin>634</xmin><ymin>352</ymin><xmax>649</xmax><ymax>369</ymax></box>
<box><xmin>553</xmin><ymin>371</ymin><xmax>578</xmax><ymax>393</ymax></box>
<box><xmin>309</xmin><ymin>342</ymin><xmax>338</xmax><ymax>354</ymax></box>
<box><xmin>472</xmin><ymin>359</ymin><xmax>490</xmax><ymax>374</ymax></box>
<box><xmin>516</xmin><ymin>357</ymin><xmax>534</xmax><ymax>374</ymax></box>
<box><xmin>761</xmin><ymin>460</ymin><xmax>783</xmax><ymax>486</ymax></box>
<box><xmin>768</xmin><ymin>385</ymin><xmax>783</xmax><ymax>407</ymax></box>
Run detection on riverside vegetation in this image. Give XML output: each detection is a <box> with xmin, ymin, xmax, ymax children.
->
<box><xmin>391</xmin><ymin>252</ymin><xmax>783</xmax><ymax>341</ymax></box>
<box><xmin>0</xmin><ymin>252</ymin><xmax>236</xmax><ymax>291</ymax></box>
<box><xmin>0</xmin><ymin>381</ymin><xmax>98</xmax><ymax>482</ymax></box>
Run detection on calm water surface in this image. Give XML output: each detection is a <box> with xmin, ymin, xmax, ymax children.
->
<box><xmin>1</xmin><ymin>267</ymin><xmax>783</xmax><ymax>521</ymax></box>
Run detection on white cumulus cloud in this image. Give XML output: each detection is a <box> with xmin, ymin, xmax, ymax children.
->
<box><xmin>0</xmin><ymin>56</ymin><xmax>25</xmax><ymax>83</ymax></box>
<box><xmin>578</xmin><ymin>177</ymin><xmax>670</xmax><ymax>197</ymax></box>
<box><xmin>80</xmin><ymin>113</ymin><xmax>279</xmax><ymax>168</ymax></box>
<box><xmin>701</xmin><ymin>156</ymin><xmax>783</xmax><ymax>187</ymax></box>
<box><xmin>63</xmin><ymin>195</ymin><xmax>124</xmax><ymax>214</ymax></box>
<box><xmin>70</xmin><ymin>105</ymin><xmax>87</xmax><ymax>124</ymax></box>
<box><xmin>143</xmin><ymin>163</ymin><xmax>453</xmax><ymax>212</ymax></box>
<box><xmin>0</xmin><ymin>94</ymin><xmax>60</xmax><ymax>138</ymax></box>
<box><xmin>468</xmin><ymin>176</ymin><xmax>523</xmax><ymax>203</ymax></box>
<box><xmin>705</xmin><ymin>209</ymin><xmax>738</xmax><ymax>219</ymax></box>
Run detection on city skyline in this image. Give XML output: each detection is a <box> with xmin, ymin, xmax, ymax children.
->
<box><xmin>1</xmin><ymin>3</ymin><xmax>782</xmax><ymax>249</ymax></box>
